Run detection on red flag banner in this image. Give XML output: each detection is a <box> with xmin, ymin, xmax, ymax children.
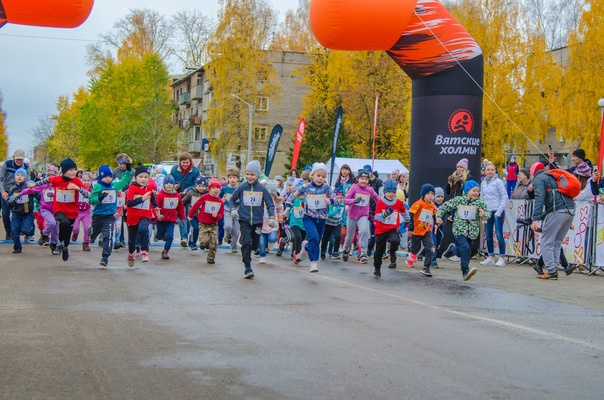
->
<box><xmin>291</xmin><ymin>118</ymin><xmax>306</xmax><ymax>170</ymax></box>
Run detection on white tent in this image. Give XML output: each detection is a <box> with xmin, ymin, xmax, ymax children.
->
<box><xmin>325</xmin><ymin>157</ymin><xmax>408</xmax><ymax>185</ymax></box>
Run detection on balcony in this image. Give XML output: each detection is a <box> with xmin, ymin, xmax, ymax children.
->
<box><xmin>179</xmin><ymin>92</ymin><xmax>191</xmax><ymax>105</ymax></box>
<box><xmin>191</xmin><ymin>85</ymin><xmax>203</xmax><ymax>100</ymax></box>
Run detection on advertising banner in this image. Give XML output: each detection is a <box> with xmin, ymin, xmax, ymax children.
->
<box><xmin>290</xmin><ymin>119</ymin><xmax>305</xmax><ymax>170</ymax></box>
<box><xmin>264</xmin><ymin>124</ymin><xmax>283</xmax><ymax>177</ymax></box>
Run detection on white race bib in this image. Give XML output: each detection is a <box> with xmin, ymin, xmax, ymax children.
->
<box><xmin>164</xmin><ymin>197</ymin><xmax>179</xmax><ymax>210</ymax></box>
<box><xmin>101</xmin><ymin>190</ymin><xmax>117</xmax><ymax>204</ymax></box>
<box><xmin>15</xmin><ymin>194</ymin><xmax>29</xmax><ymax>204</ymax></box>
<box><xmin>132</xmin><ymin>195</ymin><xmax>150</xmax><ymax>210</ymax></box>
<box><xmin>243</xmin><ymin>191</ymin><xmax>262</xmax><ymax>207</ymax></box>
<box><xmin>43</xmin><ymin>189</ymin><xmax>54</xmax><ymax>202</ymax></box>
<box><xmin>306</xmin><ymin>194</ymin><xmax>325</xmax><ymax>210</ymax></box>
<box><xmin>223</xmin><ymin>193</ymin><xmax>232</xmax><ymax>203</ymax></box>
<box><xmin>293</xmin><ymin>206</ymin><xmax>304</xmax><ymax>219</ymax></box>
<box><xmin>116</xmin><ymin>197</ymin><xmax>125</xmax><ymax>208</ymax></box>
<box><xmin>190</xmin><ymin>196</ymin><xmax>200</xmax><ymax>207</ymax></box>
<box><xmin>384</xmin><ymin>211</ymin><xmax>399</xmax><ymax>225</ymax></box>
<box><xmin>204</xmin><ymin>201</ymin><xmax>221</xmax><ymax>214</ymax></box>
<box><xmin>458</xmin><ymin>205</ymin><xmax>477</xmax><ymax>220</ymax></box>
<box><xmin>56</xmin><ymin>189</ymin><xmax>75</xmax><ymax>203</ymax></box>
<box><xmin>355</xmin><ymin>194</ymin><xmax>370</xmax><ymax>207</ymax></box>
<box><xmin>80</xmin><ymin>194</ymin><xmax>89</xmax><ymax>204</ymax></box>
<box><xmin>418</xmin><ymin>208</ymin><xmax>434</xmax><ymax>224</ymax></box>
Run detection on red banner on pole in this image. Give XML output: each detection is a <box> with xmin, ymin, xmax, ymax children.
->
<box><xmin>291</xmin><ymin>118</ymin><xmax>306</xmax><ymax>170</ymax></box>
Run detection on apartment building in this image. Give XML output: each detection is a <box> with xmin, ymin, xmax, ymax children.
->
<box><xmin>171</xmin><ymin>51</ymin><xmax>310</xmax><ymax>177</ymax></box>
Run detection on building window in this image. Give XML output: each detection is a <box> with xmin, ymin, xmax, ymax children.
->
<box><xmin>255</xmin><ymin>97</ymin><xmax>269</xmax><ymax>112</ymax></box>
<box><xmin>254</xmin><ymin>126</ymin><xmax>268</xmax><ymax>141</ymax></box>
<box><xmin>194</xmin><ymin>126</ymin><xmax>201</xmax><ymax>141</ymax></box>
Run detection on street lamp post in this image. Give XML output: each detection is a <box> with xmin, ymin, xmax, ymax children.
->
<box><xmin>231</xmin><ymin>94</ymin><xmax>254</xmax><ymax>165</ymax></box>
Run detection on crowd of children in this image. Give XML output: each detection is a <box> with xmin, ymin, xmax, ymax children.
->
<box><xmin>2</xmin><ymin>152</ymin><xmax>497</xmax><ymax>282</ymax></box>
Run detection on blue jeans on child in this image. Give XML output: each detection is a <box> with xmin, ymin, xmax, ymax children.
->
<box><xmin>11</xmin><ymin>212</ymin><xmax>34</xmax><ymax>251</ymax></box>
<box><xmin>259</xmin><ymin>231</ymin><xmax>278</xmax><ymax>257</ymax></box>
<box><xmin>302</xmin><ymin>215</ymin><xmax>326</xmax><ymax>262</ymax></box>
<box><xmin>188</xmin><ymin>219</ymin><xmax>199</xmax><ymax>249</ymax></box>
<box><xmin>485</xmin><ymin>212</ymin><xmax>506</xmax><ymax>256</ymax></box>
<box><xmin>156</xmin><ymin>221</ymin><xmax>175</xmax><ymax>251</ymax></box>
<box><xmin>453</xmin><ymin>235</ymin><xmax>473</xmax><ymax>275</ymax></box>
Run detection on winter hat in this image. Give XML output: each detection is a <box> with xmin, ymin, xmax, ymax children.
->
<box><xmin>392</xmin><ymin>169</ymin><xmax>400</xmax><ymax>176</ymax></box>
<box><xmin>15</xmin><ymin>168</ymin><xmax>27</xmax><ymax>177</ymax></box>
<box><xmin>530</xmin><ymin>162</ymin><xmax>545</xmax><ymax>177</ymax></box>
<box><xmin>434</xmin><ymin>187</ymin><xmax>445</xmax><ymax>198</ymax></box>
<box><xmin>60</xmin><ymin>158</ymin><xmax>77</xmax><ymax>173</ymax></box>
<box><xmin>420</xmin><ymin>183</ymin><xmax>435</xmax><ymax>198</ymax></box>
<box><xmin>98</xmin><ymin>165</ymin><xmax>112</xmax><ymax>180</ymax></box>
<box><xmin>195</xmin><ymin>176</ymin><xmax>208</xmax><ymax>186</ymax></box>
<box><xmin>464</xmin><ymin>180</ymin><xmax>480</xmax><ymax>194</ymax></box>
<box><xmin>574</xmin><ymin>162</ymin><xmax>592</xmax><ymax>178</ymax></box>
<box><xmin>311</xmin><ymin>162</ymin><xmax>327</xmax><ymax>175</ymax></box>
<box><xmin>383</xmin><ymin>179</ymin><xmax>397</xmax><ymax>193</ymax></box>
<box><xmin>304</xmin><ymin>164</ymin><xmax>312</xmax><ymax>171</ymax></box>
<box><xmin>300</xmin><ymin>170</ymin><xmax>311</xmax><ymax>181</ymax></box>
<box><xmin>363</xmin><ymin>164</ymin><xmax>372</xmax><ymax>173</ymax></box>
<box><xmin>134</xmin><ymin>164</ymin><xmax>149</xmax><ymax>177</ymax></box>
<box><xmin>13</xmin><ymin>149</ymin><xmax>26</xmax><ymax>160</ymax></box>
<box><xmin>208</xmin><ymin>178</ymin><xmax>221</xmax><ymax>190</ymax></box>
<box><xmin>286</xmin><ymin>176</ymin><xmax>296</xmax><ymax>184</ymax></box>
<box><xmin>519</xmin><ymin>168</ymin><xmax>530</xmax><ymax>179</ymax></box>
<box><xmin>246</xmin><ymin>160</ymin><xmax>262</xmax><ymax>177</ymax></box>
<box><xmin>572</xmin><ymin>148</ymin><xmax>586</xmax><ymax>161</ymax></box>
<box><xmin>163</xmin><ymin>175</ymin><xmax>175</xmax><ymax>185</ymax></box>
<box><xmin>456</xmin><ymin>158</ymin><xmax>469</xmax><ymax>170</ymax></box>
<box><xmin>46</xmin><ymin>164</ymin><xmax>59</xmax><ymax>176</ymax></box>
<box><xmin>274</xmin><ymin>175</ymin><xmax>283</xmax><ymax>182</ymax></box>
<box><xmin>357</xmin><ymin>169</ymin><xmax>370</xmax><ymax>179</ymax></box>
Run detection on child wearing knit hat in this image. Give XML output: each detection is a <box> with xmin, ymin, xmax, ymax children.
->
<box><xmin>182</xmin><ymin>176</ymin><xmax>208</xmax><ymax>250</ymax></box>
<box><xmin>7</xmin><ymin>167</ymin><xmax>34</xmax><ymax>253</ymax></box>
<box><xmin>71</xmin><ymin>172</ymin><xmax>93</xmax><ymax>251</ymax></box>
<box><xmin>189</xmin><ymin>178</ymin><xmax>224</xmax><ymax>264</ymax></box>
<box><xmin>219</xmin><ymin>168</ymin><xmax>241</xmax><ymax>253</ymax></box>
<box><xmin>156</xmin><ymin>175</ymin><xmax>186</xmax><ymax>260</ymax></box>
<box><xmin>407</xmin><ymin>183</ymin><xmax>438</xmax><ymax>276</ymax></box>
<box><xmin>435</xmin><ymin>180</ymin><xmax>489</xmax><ymax>281</ymax></box>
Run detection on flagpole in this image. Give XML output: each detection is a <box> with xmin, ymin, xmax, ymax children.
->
<box><xmin>598</xmin><ymin>98</ymin><xmax>604</xmax><ymax>172</ymax></box>
<box><xmin>372</xmin><ymin>92</ymin><xmax>379</xmax><ymax>171</ymax></box>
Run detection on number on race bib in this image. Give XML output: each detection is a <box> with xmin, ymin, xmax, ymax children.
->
<box><xmin>293</xmin><ymin>206</ymin><xmax>304</xmax><ymax>219</ymax></box>
<box><xmin>101</xmin><ymin>190</ymin><xmax>117</xmax><ymax>204</ymax></box>
<box><xmin>306</xmin><ymin>194</ymin><xmax>325</xmax><ymax>210</ymax></box>
<box><xmin>458</xmin><ymin>205</ymin><xmax>477</xmax><ymax>220</ymax></box>
<box><xmin>384</xmin><ymin>211</ymin><xmax>399</xmax><ymax>225</ymax></box>
<box><xmin>204</xmin><ymin>201</ymin><xmax>221</xmax><ymax>214</ymax></box>
<box><xmin>117</xmin><ymin>198</ymin><xmax>125</xmax><ymax>208</ymax></box>
<box><xmin>164</xmin><ymin>198</ymin><xmax>178</xmax><ymax>210</ymax></box>
<box><xmin>132</xmin><ymin>195</ymin><xmax>150</xmax><ymax>210</ymax></box>
<box><xmin>56</xmin><ymin>189</ymin><xmax>75</xmax><ymax>203</ymax></box>
<box><xmin>15</xmin><ymin>194</ymin><xmax>29</xmax><ymax>204</ymax></box>
<box><xmin>243</xmin><ymin>191</ymin><xmax>262</xmax><ymax>207</ymax></box>
<box><xmin>418</xmin><ymin>209</ymin><xmax>434</xmax><ymax>224</ymax></box>
<box><xmin>355</xmin><ymin>194</ymin><xmax>370</xmax><ymax>207</ymax></box>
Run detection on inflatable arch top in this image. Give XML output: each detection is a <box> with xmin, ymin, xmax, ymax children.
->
<box><xmin>0</xmin><ymin>0</ymin><xmax>94</xmax><ymax>29</ymax></box>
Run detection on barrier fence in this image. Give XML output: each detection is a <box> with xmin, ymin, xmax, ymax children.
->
<box><xmin>479</xmin><ymin>199</ymin><xmax>604</xmax><ymax>275</ymax></box>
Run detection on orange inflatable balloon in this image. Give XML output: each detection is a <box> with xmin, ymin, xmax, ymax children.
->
<box><xmin>0</xmin><ymin>0</ymin><xmax>94</xmax><ymax>28</ymax></box>
<box><xmin>310</xmin><ymin>0</ymin><xmax>417</xmax><ymax>51</ymax></box>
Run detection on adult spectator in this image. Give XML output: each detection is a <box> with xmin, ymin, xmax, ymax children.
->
<box><xmin>0</xmin><ymin>149</ymin><xmax>28</xmax><ymax>239</ymax></box>
<box><xmin>334</xmin><ymin>163</ymin><xmax>356</xmax><ymax>191</ymax></box>
<box><xmin>480</xmin><ymin>161</ymin><xmax>508</xmax><ymax>267</ymax></box>
<box><xmin>505</xmin><ymin>155</ymin><xmax>519</xmax><ymax>197</ymax></box>
<box><xmin>289</xmin><ymin>168</ymin><xmax>299</xmax><ymax>178</ymax></box>
<box><xmin>531</xmin><ymin>162</ymin><xmax>575</xmax><ymax>279</ymax></box>
<box><xmin>566</xmin><ymin>148</ymin><xmax>592</xmax><ymax>175</ymax></box>
<box><xmin>511</xmin><ymin>168</ymin><xmax>531</xmax><ymax>200</ymax></box>
<box><xmin>396</xmin><ymin>172</ymin><xmax>408</xmax><ymax>202</ymax></box>
<box><xmin>446</xmin><ymin>158</ymin><xmax>474</xmax><ymax>199</ymax></box>
<box><xmin>572</xmin><ymin>162</ymin><xmax>593</xmax><ymax>201</ymax></box>
<box><xmin>170</xmin><ymin>152</ymin><xmax>201</xmax><ymax>246</ymax></box>
<box><xmin>112</xmin><ymin>153</ymin><xmax>132</xmax><ymax>181</ymax></box>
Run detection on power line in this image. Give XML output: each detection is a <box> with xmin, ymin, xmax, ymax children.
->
<box><xmin>0</xmin><ymin>33</ymin><xmax>97</xmax><ymax>42</ymax></box>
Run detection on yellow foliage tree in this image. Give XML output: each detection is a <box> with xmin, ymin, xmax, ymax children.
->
<box><xmin>271</xmin><ymin>0</ymin><xmax>318</xmax><ymax>53</ymax></box>
<box><xmin>0</xmin><ymin>92</ymin><xmax>8</xmax><ymax>159</ymax></box>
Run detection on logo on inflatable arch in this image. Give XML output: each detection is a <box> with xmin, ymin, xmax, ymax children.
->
<box><xmin>448</xmin><ymin>109</ymin><xmax>474</xmax><ymax>135</ymax></box>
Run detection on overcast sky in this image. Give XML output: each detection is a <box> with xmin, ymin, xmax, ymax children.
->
<box><xmin>0</xmin><ymin>0</ymin><xmax>299</xmax><ymax>160</ymax></box>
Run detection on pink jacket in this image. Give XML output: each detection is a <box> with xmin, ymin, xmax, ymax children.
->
<box><xmin>344</xmin><ymin>183</ymin><xmax>379</xmax><ymax>220</ymax></box>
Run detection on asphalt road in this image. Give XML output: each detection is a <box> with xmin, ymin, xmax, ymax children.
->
<box><xmin>1</xmin><ymin>243</ymin><xmax>603</xmax><ymax>400</ymax></box>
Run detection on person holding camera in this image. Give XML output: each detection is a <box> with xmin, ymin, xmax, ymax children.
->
<box><xmin>530</xmin><ymin>163</ymin><xmax>575</xmax><ymax>280</ymax></box>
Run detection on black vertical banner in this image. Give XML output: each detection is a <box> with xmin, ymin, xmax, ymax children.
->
<box><xmin>329</xmin><ymin>106</ymin><xmax>343</xmax><ymax>186</ymax></box>
<box><xmin>264</xmin><ymin>124</ymin><xmax>283</xmax><ymax>177</ymax></box>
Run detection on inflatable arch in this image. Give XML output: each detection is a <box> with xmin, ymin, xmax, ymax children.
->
<box><xmin>0</xmin><ymin>0</ymin><xmax>94</xmax><ymax>29</ymax></box>
<box><xmin>310</xmin><ymin>0</ymin><xmax>484</xmax><ymax>199</ymax></box>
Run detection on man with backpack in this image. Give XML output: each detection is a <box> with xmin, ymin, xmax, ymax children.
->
<box><xmin>531</xmin><ymin>162</ymin><xmax>579</xmax><ymax>280</ymax></box>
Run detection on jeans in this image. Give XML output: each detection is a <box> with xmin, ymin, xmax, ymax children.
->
<box><xmin>11</xmin><ymin>212</ymin><xmax>34</xmax><ymax>251</ymax></box>
<box><xmin>485</xmin><ymin>211</ymin><xmax>506</xmax><ymax>256</ymax></box>
<box><xmin>506</xmin><ymin>180</ymin><xmax>516</xmax><ymax>198</ymax></box>
<box><xmin>188</xmin><ymin>219</ymin><xmax>199</xmax><ymax>248</ymax></box>
<box><xmin>178</xmin><ymin>217</ymin><xmax>189</xmax><ymax>240</ymax></box>
<box><xmin>128</xmin><ymin>218</ymin><xmax>150</xmax><ymax>254</ymax></box>
<box><xmin>259</xmin><ymin>231</ymin><xmax>278</xmax><ymax>257</ymax></box>
<box><xmin>302</xmin><ymin>215</ymin><xmax>326</xmax><ymax>262</ymax></box>
<box><xmin>223</xmin><ymin>210</ymin><xmax>240</xmax><ymax>250</ymax></box>
<box><xmin>156</xmin><ymin>221</ymin><xmax>175</xmax><ymax>251</ymax></box>
<box><xmin>239</xmin><ymin>219</ymin><xmax>262</xmax><ymax>267</ymax></box>
<box><xmin>454</xmin><ymin>235</ymin><xmax>473</xmax><ymax>275</ymax></box>
<box><xmin>1</xmin><ymin>196</ymin><xmax>11</xmax><ymax>235</ymax></box>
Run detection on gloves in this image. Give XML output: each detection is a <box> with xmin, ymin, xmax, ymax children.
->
<box><xmin>268</xmin><ymin>217</ymin><xmax>277</xmax><ymax>228</ymax></box>
<box><xmin>381</xmin><ymin>208</ymin><xmax>393</xmax><ymax>218</ymax></box>
<box><xmin>125</xmin><ymin>162</ymin><xmax>132</xmax><ymax>171</ymax></box>
<box><xmin>98</xmin><ymin>192</ymin><xmax>109</xmax><ymax>202</ymax></box>
<box><xmin>231</xmin><ymin>209</ymin><xmax>239</xmax><ymax>220</ymax></box>
<box><xmin>353</xmin><ymin>196</ymin><xmax>363</xmax><ymax>204</ymax></box>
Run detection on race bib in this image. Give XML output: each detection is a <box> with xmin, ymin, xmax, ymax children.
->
<box><xmin>101</xmin><ymin>190</ymin><xmax>117</xmax><ymax>204</ymax></box>
<box><xmin>44</xmin><ymin>189</ymin><xmax>54</xmax><ymax>202</ymax></box>
<box><xmin>15</xmin><ymin>194</ymin><xmax>29</xmax><ymax>204</ymax></box>
<box><xmin>243</xmin><ymin>191</ymin><xmax>262</xmax><ymax>207</ymax></box>
<box><xmin>306</xmin><ymin>194</ymin><xmax>326</xmax><ymax>210</ymax></box>
<box><xmin>418</xmin><ymin>209</ymin><xmax>434</xmax><ymax>224</ymax></box>
<box><xmin>116</xmin><ymin>197</ymin><xmax>125</xmax><ymax>208</ymax></box>
<box><xmin>223</xmin><ymin>193</ymin><xmax>232</xmax><ymax>203</ymax></box>
<box><xmin>190</xmin><ymin>196</ymin><xmax>200</xmax><ymax>206</ymax></box>
<box><xmin>204</xmin><ymin>201</ymin><xmax>221</xmax><ymax>214</ymax></box>
<box><xmin>293</xmin><ymin>206</ymin><xmax>304</xmax><ymax>219</ymax></box>
<box><xmin>56</xmin><ymin>189</ymin><xmax>75</xmax><ymax>203</ymax></box>
<box><xmin>164</xmin><ymin>197</ymin><xmax>179</xmax><ymax>210</ymax></box>
<box><xmin>384</xmin><ymin>211</ymin><xmax>399</xmax><ymax>225</ymax></box>
<box><xmin>80</xmin><ymin>196</ymin><xmax>89</xmax><ymax>204</ymax></box>
<box><xmin>458</xmin><ymin>205</ymin><xmax>477</xmax><ymax>220</ymax></box>
<box><xmin>132</xmin><ymin>195</ymin><xmax>150</xmax><ymax>210</ymax></box>
<box><xmin>355</xmin><ymin>194</ymin><xmax>370</xmax><ymax>207</ymax></box>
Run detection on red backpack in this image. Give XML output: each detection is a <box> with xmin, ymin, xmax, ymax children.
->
<box><xmin>545</xmin><ymin>169</ymin><xmax>581</xmax><ymax>198</ymax></box>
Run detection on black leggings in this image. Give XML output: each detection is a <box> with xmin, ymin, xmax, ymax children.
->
<box><xmin>290</xmin><ymin>225</ymin><xmax>306</xmax><ymax>256</ymax></box>
<box><xmin>321</xmin><ymin>224</ymin><xmax>342</xmax><ymax>255</ymax></box>
<box><xmin>54</xmin><ymin>212</ymin><xmax>75</xmax><ymax>247</ymax></box>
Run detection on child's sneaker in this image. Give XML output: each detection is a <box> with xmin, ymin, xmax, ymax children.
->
<box><xmin>99</xmin><ymin>258</ymin><xmax>108</xmax><ymax>268</ymax></box>
<box><xmin>51</xmin><ymin>244</ymin><xmax>60</xmax><ymax>255</ymax></box>
<box><xmin>161</xmin><ymin>250</ymin><xmax>170</xmax><ymax>259</ymax></box>
<box><xmin>190</xmin><ymin>245</ymin><xmax>198</xmax><ymax>251</ymax></box>
<box><xmin>71</xmin><ymin>233</ymin><xmax>78</xmax><ymax>242</ymax></box>
<box><xmin>419</xmin><ymin>267</ymin><xmax>432</xmax><ymax>277</ymax></box>
<box><xmin>331</xmin><ymin>252</ymin><xmax>341</xmax><ymax>260</ymax></box>
<box><xmin>388</xmin><ymin>262</ymin><xmax>397</xmax><ymax>269</ymax></box>
<box><xmin>463</xmin><ymin>267</ymin><xmax>477</xmax><ymax>281</ymax></box>
<box><xmin>61</xmin><ymin>245</ymin><xmax>69</xmax><ymax>262</ymax></box>
<box><xmin>309</xmin><ymin>261</ymin><xmax>318</xmax><ymax>273</ymax></box>
<box><xmin>244</xmin><ymin>266</ymin><xmax>254</xmax><ymax>279</ymax></box>
<box><xmin>373</xmin><ymin>267</ymin><xmax>381</xmax><ymax>277</ymax></box>
<box><xmin>207</xmin><ymin>258</ymin><xmax>215</xmax><ymax>264</ymax></box>
<box><xmin>293</xmin><ymin>252</ymin><xmax>301</xmax><ymax>265</ymax></box>
<box><xmin>320</xmin><ymin>252</ymin><xmax>326</xmax><ymax>260</ymax></box>
<box><xmin>406</xmin><ymin>258</ymin><xmax>414</xmax><ymax>268</ymax></box>
<box><xmin>342</xmin><ymin>250</ymin><xmax>349</xmax><ymax>262</ymax></box>
<box><xmin>180</xmin><ymin>238</ymin><xmax>188</xmax><ymax>247</ymax></box>
<box><xmin>127</xmin><ymin>253</ymin><xmax>135</xmax><ymax>268</ymax></box>
<box><xmin>408</xmin><ymin>252</ymin><xmax>417</xmax><ymax>262</ymax></box>
<box><xmin>37</xmin><ymin>234</ymin><xmax>49</xmax><ymax>246</ymax></box>
<box><xmin>259</xmin><ymin>257</ymin><xmax>266</xmax><ymax>264</ymax></box>
<box><xmin>481</xmin><ymin>256</ymin><xmax>495</xmax><ymax>266</ymax></box>
<box><xmin>359</xmin><ymin>253</ymin><xmax>368</xmax><ymax>264</ymax></box>
<box><xmin>300</xmin><ymin>241</ymin><xmax>308</xmax><ymax>259</ymax></box>
<box><xmin>141</xmin><ymin>251</ymin><xmax>150</xmax><ymax>262</ymax></box>
<box><xmin>276</xmin><ymin>248</ymin><xmax>284</xmax><ymax>257</ymax></box>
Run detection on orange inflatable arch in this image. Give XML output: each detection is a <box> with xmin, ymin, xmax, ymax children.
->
<box><xmin>0</xmin><ymin>0</ymin><xmax>94</xmax><ymax>29</ymax></box>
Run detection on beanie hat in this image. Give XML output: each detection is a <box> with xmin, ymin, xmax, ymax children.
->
<box><xmin>530</xmin><ymin>162</ymin><xmax>545</xmax><ymax>177</ymax></box>
<box><xmin>357</xmin><ymin>169</ymin><xmax>370</xmax><ymax>179</ymax></box>
<box><xmin>163</xmin><ymin>175</ymin><xmax>175</xmax><ymax>185</ymax></box>
<box><xmin>519</xmin><ymin>168</ymin><xmax>530</xmax><ymax>179</ymax></box>
<box><xmin>246</xmin><ymin>160</ymin><xmax>262</xmax><ymax>177</ymax></box>
<box><xmin>572</xmin><ymin>148</ymin><xmax>586</xmax><ymax>160</ymax></box>
<box><xmin>195</xmin><ymin>176</ymin><xmax>208</xmax><ymax>186</ymax></box>
<box><xmin>304</xmin><ymin>164</ymin><xmax>312</xmax><ymax>171</ymax></box>
<box><xmin>15</xmin><ymin>168</ymin><xmax>27</xmax><ymax>177</ymax></box>
<box><xmin>227</xmin><ymin>168</ymin><xmax>240</xmax><ymax>178</ymax></box>
<box><xmin>456</xmin><ymin>158</ymin><xmax>469</xmax><ymax>170</ymax></box>
<box><xmin>392</xmin><ymin>169</ymin><xmax>400</xmax><ymax>176</ymax></box>
<box><xmin>46</xmin><ymin>164</ymin><xmax>59</xmax><ymax>176</ymax></box>
<box><xmin>134</xmin><ymin>164</ymin><xmax>148</xmax><ymax>177</ymax></box>
<box><xmin>286</xmin><ymin>176</ymin><xmax>296</xmax><ymax>184</ymax></box>
<box><xmin>574</xmin><ymin>161</ymin><xmax>592</xmax><ymax>178</ymax></box>
<box><xmin>208</xmin><ymin>178</ymin><xmax>221</xmax><ymax>190</ymax></box>
<box><xmin>434</xmin><ymin>187</ymin><xmax>445</xmax><ymax>198</ymax></box>
<box><xmin>311</xmin><ymin>162</ymin><xmax>327</xmax><ymax>175</ymax></box>
<box><xmin>98</xmin><ymin>165</ymin><xmax>112</xmax><ymax>180</ymax></box>
<box><xmin>363</xmin><ymin>164</ymin><xmax>372</xmax><ymax>173</ymax></box>
<box><xmin>300</xmin><ymin>170</ymin><xmax>311</xmax><ymax>181</ymax></box>
<box><xmin>274</xmin><ymin>175</ymin><xmax>283</xmax><ymax>182</ymax></box>
<box><xmin>464</xmin><ymin>180</ymin><xmax>480</xmax><ymax>194</ymax></box>
<box><xmin>60</xmin><ymin>158</ymin><xmax>77</xmax><ymax>173</ymax></box>
<box><xmin>420</xmin><ymin>183</ymin><xmax>435</xmax><ymax>198</ymax></box>
<box><xmin>383</xmin><ymin>179</ymin><xmax>397</xmax><ymax>193</ymax></box>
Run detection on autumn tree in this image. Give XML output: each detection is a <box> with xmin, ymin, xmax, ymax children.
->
<box><xmin>46</xmin><ymin>90</ymin><xmax>88</xmax><ymax>165</ymax></box>
<box><xmin>172</xmin><ymin>10</ymin><xmax>215</xmax><ymax>70</ymax></box>
<box><xmin>271</xmin><ymin>0</ymin><xmax>318</xmax><ymax>52</ymax></box>
<box><xmin>0</xmin><ymin>92</ymin><xmax>8</xmax><ymax>159</ymax></box>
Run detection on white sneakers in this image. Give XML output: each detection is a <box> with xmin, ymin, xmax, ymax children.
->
<box><xmin>259</xmin><ymin>257</ymin><xmax>266</xmax><ymax>264</ymax></box>
<box><xmin>309</xmin><ymin>261</ymin><xmax>318</xmax><ymax>273</ymax></box>
<box><xmin>481</xmin><ymin>256</ymin><xmax>506</xmax><ymax>267</ymax></box>
<box><xmin>495</xmin><ymin>257</ymin><xmax>506</xmax><ymax>267</ymax></box>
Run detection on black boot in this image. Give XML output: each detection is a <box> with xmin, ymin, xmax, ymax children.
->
<box><xmin>373</xmin><ymin>267</ymin><xmax>381</xmax><ymax>277</ymax></box>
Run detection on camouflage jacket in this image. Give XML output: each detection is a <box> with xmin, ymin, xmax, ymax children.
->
<box><xmin>436</xmin><ymin>195</ymin><xmax>490</xmax><ymax>240</ymax></box>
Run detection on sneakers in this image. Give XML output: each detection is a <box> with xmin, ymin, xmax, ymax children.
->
<box><xmin>99</xmin><ymin>258</ymin><xmax>108</xmax><ymax>268</ymax></box>
<box><xmin>82</xmin><ymin>243</ymin><xmax>90</xmax><ymax>251</ymax></box>
<box><xmin>537</xmin><ymin>271</ymin><xmax>558</xmax><ymax>280</ymax></box>
<box><xmin>207</xmin><ymin>258</ymin><xmax>215</xmax><ymax>264</ymax></box>
<box><xmin>388</xmin><ymin>262</ymin><xmax>397</xmax><ymax>269</ymax></box>
<box><xmin>359</xmin><ymin>253</ymin><xmax>368</xmax><ymax>264</ymax></box>
<box><xmin>37</xmin><ymin>234</ymin><xmax>49</xmax><ymax>246</ymax></box>
<box><xmin>342</xmin><ymin>250</ymin><xmax>349</xmax><ymax>262</ymax></box>
<box><xmin>276</xmin><ymin>248</ymin><xmax>284</xmax><ymax>257</ymax></box>
<box><xmin>320</xmin><ymin>253</ymin><xmax>326</xmax><ymax>260</ymax></box>
<box><xmin>408</xmin><ymin>253</ymin><xmax>417</xmax><ymax>263</ymax></box>
<box><xmin>309</xmin><ymin>261</ymin><xmax>318</xmax><ymax>273</ymax></box>
<box><xmin>293</xmin><ymin>252</ymin><xmax>301</xmax><ymax>265</ymax></box>
<box><xmin>231</xmin><ymin>248</ymin><xmax>238</xmax><ymax>253</ymax></box>
<box><xmin>113</xmin><ymin>242</ymin><xmax>122</xmax><ymax>250</ymax></box>
<box><xmin>61</xmin><ymin>246</ymin><xmax>69</xmax><ymax>261</ymax></box>
<box><xmin>495</xmin><ymin>257</ymin><xmax>506</xmax><ymax>267</ymax></box>
<box><xmin>373</xmin><ymin>267</ymin><xmax>381</xmax><ymax>277</ymax></box>
<box><xmin>141</xmin><ymin>251</ymin><xmax>150</xmax><ymax>262</ymax></box>
<box><xmin>300</xmin><ymin>241</ymin><xmax>308</xmax><ymax>259</ymax></box>
<box><xmin>449</xmin><ymin>255</ymin><xmax>461</xmax><ymax>262</ymax></box>
<box><xmin>127</xmin><ymin>253</ymin><xmax>135</xmax><ymax>268</ymax></box>
<box><xmin>51</xmin><ymin>244</ymin><xmax>60</xmax><ymax>255</ymax></box>
<box><xmin>259</xmin><ymin>257</ymin><xmax>266</xmax><ymax>264</ymax></box>
<box><xmin>161</xmin><ymin>250</ymin><xmax>169</xmax><ymax>259</ymax></box>
<box><xmin>180</xmin><ymin>238</ymin><xmax>187</xmax><ymax>247</ymax></box>
<box><xmin>564</xmin><ymin>265</ymin><xmax>577</xmax><ymax>276</ymax></box>
<box><xmin>406</xmin><ymin>258</ymin><xmax>414</xmax><ymax>268</ymax></box>
<box><xmin>533</xmin><ymin>264</ymin><xmax>544</xmax><ymax>275</ymax></box>
<box><xmin>190</xmin><ymin>245</ymin><xmax>198</xmax><ymax>251</ymax></box>
<box><xmin>244</xmin><ymin>266</ymin><xmax>254</xmax><ymax>279</ymax></box>
<box><xmin>481</xmin><ymin>257</ymin><xmax>495</xmax><ymax>266</ymax></box>
<box><xmin>71</xmin><ymin>233</ymin><xmax>78</xmax><ymax>242</ymax></box>
<box><xmin>463</xmin><ymin>267</ymin><xmax>477</xmax><ymax>281</ymax></box>
<box><xmin>331</xmin><ymin>252</ymin><xmax>341</xmax><ymax>260</ymax></box>
<box><xmin>442</xmin><ymin>243</ymin><xmax>455</xmax><ymax>259</ymax></box>
<box><xmin>419</xmin><ymin>267</ymin><xmax>432</xmax><ymax>277</ymax></box>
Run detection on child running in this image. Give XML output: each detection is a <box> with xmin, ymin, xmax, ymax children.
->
<box><xmin>320</xmin><ymin>186</ymin><xmax>345</xmax><ymax>260</ymax></box>
<box><xmin>183</xmin><ymin>176</ymin><xmax>208</xmax><ymax>250</ymax></box>
<box><xmin>71</xmin><ymin>172</ymin><xmax>93</xmax><ymax>251</ymax></box>
<box><xmin>7</xmin><ymin>168</ymin><xmax>34</xmax><ymax>254</ymax></box>
<box><xmin>189</xmin><ymin>178</ymin><xmax>225</xmax><ymax>264</ymax></box>
<box><xmin>435</xmin><ymin>180</ymin><xmax>489</xmax><ymax>281</ymax></box>
<box><xmin>220</xmin><ymin>168</ymin><xmax>240</xmax><ymax>253</ymax></box>
<box><xmin>407</xmin><ymin>184</ymin><xmax>438</xmax><ymax>277</ymax></box>
<box><xmin>156</xmin><ymin>175</ymin><xmax>186</xmax><ymax>260</ymax></box>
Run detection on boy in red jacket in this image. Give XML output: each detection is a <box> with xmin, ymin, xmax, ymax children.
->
<box><xmin>156</xmin><ymin>175</ymin><xmax>185</xmax><ymax>259</ymax></box>
<box><xmin>126</xmin><ymin>165</ymin><xmax>159</xmax><ymax>267</ymax></box>
<box><xmin>189</xmin><ymin>178</ymin><xmax>224</xmax><ymax>264</ymax></box>
<box><xmin>372</xmin><ymin>179</ymin><xmax>409</xmax><ymax>277</ymax></box>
